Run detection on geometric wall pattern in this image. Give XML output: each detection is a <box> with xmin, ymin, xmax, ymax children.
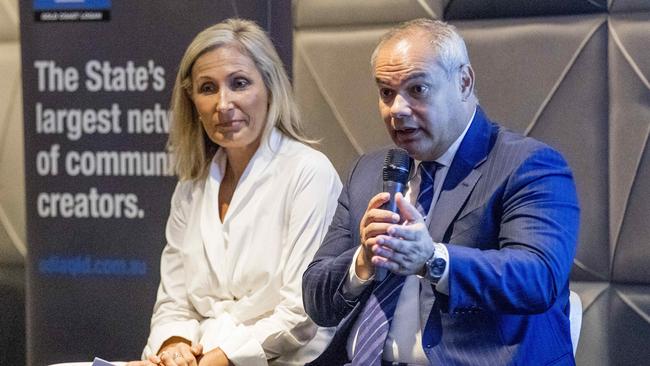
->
<box><xmin>2</xmin><ymin>0</ymin><xmax>649</xmax><ymax>363</ymax></box>
<box><xmin>294</xmin><ymin>1</ymin><xmax>650</xmax><ymax>364</ymax></box>
<box><xmin>0</xmin><ymin>0</ymin><xmax>25</xmax><ymax>363</ymax></box>
<box><xmin>0</xmin><ymin>0</ymin><xmax>24</xmax><ymax>265</ymax></box>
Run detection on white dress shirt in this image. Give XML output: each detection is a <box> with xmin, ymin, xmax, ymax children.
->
<box><xmin>345</xmin><ymin>108</ymin><xmax>476</xmax><ymax>364</ymax></box>
<box><xmin>143</xmin><ymin>128</ymin><xmax>342</xmax><ymax>365</ymax></box>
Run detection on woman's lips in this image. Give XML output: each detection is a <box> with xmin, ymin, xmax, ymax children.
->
<box><xmin>216</xmin><ymin>119</ymin><xmax>245</xmax><ymax>132</ymax></box>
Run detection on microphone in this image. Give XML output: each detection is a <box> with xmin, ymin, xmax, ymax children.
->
<box><xmin>381</xmin><ymin>148</ymin><xmax>412</xmax><ymax>212</ymax></box>
<box><xmin>376</xmin><ymin>148</ymin><xmax>412</xmax><ymax>281</ymax></box>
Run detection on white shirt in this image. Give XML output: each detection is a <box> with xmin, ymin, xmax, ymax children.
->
<box><xmin>345</xmin><ymin>108</ymin><xmax>476</xmax><ymax>363</ymax></box>
<box><xmin>143</xmin><ymin>128</ymin><xmax>342</xmax><ymax>365</ymax></box>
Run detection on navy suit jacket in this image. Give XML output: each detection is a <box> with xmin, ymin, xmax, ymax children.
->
<box><xmin>302</xmin><ymin>107</ymin><xmax>580</xmax><ymax>366</ymax></box>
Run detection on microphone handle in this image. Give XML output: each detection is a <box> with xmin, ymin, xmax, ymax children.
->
<box><xmin>376</xmin><ymin>180</ymin><xmax>406</xmax><ymax>281</ymax></box>
<box><xmin>380</xmin><ymin>180</ymin><xmax>406</xmax><ymax>212</ymax></box>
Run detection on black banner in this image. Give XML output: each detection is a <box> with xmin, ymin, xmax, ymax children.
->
<box><xmin>20</xmin><ymin>1</ymin><xmax>291</xmax><ymax>364</ymax></box>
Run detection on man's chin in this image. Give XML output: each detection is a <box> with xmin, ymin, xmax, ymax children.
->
<box><xmin>398</xmin><ymin>145</ymin><xmax>434</xmax><ymax>161</ymax></box>
<box><xmin>393</xmin><ymin>142</ymin><xmax>418</xmax><ymax>158</ymax></box>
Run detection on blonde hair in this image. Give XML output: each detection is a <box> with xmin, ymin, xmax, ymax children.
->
<box><xmin>168</xmin><ymin>18</ymin><xmax>314</xmax><ymax>180</ymax></box>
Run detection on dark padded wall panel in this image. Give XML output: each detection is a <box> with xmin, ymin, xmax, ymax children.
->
<box><xmin>294</xmin><ymin>0</ymin><xmax>444</xmax><ymax>27</ymax></box>
<box><xmin>0</xmin><ymin>38</ymin><xmax>24</xmax><ymax>264</ymax></box>
<box><xmin>293</xmin><ymin>1</ymin><xmax>650</xmax><ymax>364</ymax></box>
<box><xmin>460</xmin><ymin>16</ymin><xmax>606</xmax><ymax>133</ymax></box>
<box><xmin>522</xmin><ymin>20</ymin><xmax>610</xmax><ymax>282</ymax></box>
<box><xmin>609</xmin><ymin>285</ymin><xmax>650</xmax><ymax>365</ymax></box>
<box><xmin>0</xmin><ymin>266</ymin><xmax>25</xmax><ymax>365</ymax></box>
<box><xmin>459</xmin><ymin>16</ymin><xmax>610</xmax><ymax>282</ymax></box>
<box><xmin>294</xmin><ymin>27</ymin><xmax>394</xmax><ymax>177</ymax></box>
<box><xmin>610</xmin><ymin>0</ymin><xmax>650</xmax><ymax>12</ymax></box>
<box><xmin>571</xmin><ymin>281</ymin><xmax>611</xmax><ymax>365</ymax></box>
<box><xmin>445</xmin><ymin>0</ymin><xmax>607</xmax><ymax>20</ymax></box>
<box><xmin>609</xmin><ymin>13</ymin><xmax>650</xmax><ymax>284</ymax></box>
<box><xmin>293</xmin><ymin>45</ymin><xmax>361</xmax><ymax>175</ymax></box>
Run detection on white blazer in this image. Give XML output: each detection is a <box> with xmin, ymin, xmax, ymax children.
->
<box><xmin>143</xmin><ymin>128</ymin><xmax>342</xmax><ymax>365</ymax></box>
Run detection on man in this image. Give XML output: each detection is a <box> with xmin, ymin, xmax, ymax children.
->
<box><xmin>302</xmin><ymin>19</ymin><xmax>579</xmax><ymax>366</ymax></box>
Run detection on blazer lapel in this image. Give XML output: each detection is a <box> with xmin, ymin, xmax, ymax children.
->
<box><xmin>224</xmin><ymin>128</ymin><xmax>282</xmax><ymax>221</ymax></box>
<box><xmin>200</xmin><ymin>153</ymin><xmax>229</xmax><ymax>282</ymax></box>
<box><xmin>428</xmin><ymin>107</ymin><xmax>497</xmax><ymax>242</ymax></box>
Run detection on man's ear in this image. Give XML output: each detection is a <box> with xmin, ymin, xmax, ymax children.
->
<box><xmin>459</xmin><ymin>64</ymin><xmax>474</xmax><ymax>101</ymax></box>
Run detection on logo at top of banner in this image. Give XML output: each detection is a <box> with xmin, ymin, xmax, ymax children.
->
<box><xmin>34</xmin><ymin>0</ymin><xmax>111</xmax><ymax>22</ymax></box>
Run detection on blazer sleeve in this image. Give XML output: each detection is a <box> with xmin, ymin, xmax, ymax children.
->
<box><xmin>444</xmin><ymin>147</ymin><xmax>580</xmax><ymax>315</ymax></box>
<box><xmin>302</xmin><ymin>155</ymin><xmax>374</xmax><ymax>327</ymax></box>
<box><xmin>143</xmin><ymin>182</ymin><xmax>202</xmax><ymax>357</ymax></box>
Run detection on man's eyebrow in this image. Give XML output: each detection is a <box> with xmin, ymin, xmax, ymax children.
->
<box><xmin>375</xmin><ymin>72</ymin><xmax>430</xmax><ymax>85</ymax></box>
<box><xmin>403</xmin><ymin>72</ymin><xmax>429</xmax><ymax>81</ymax></box>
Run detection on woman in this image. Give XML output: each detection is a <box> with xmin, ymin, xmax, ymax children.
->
<box><xmin>132</xmin><ymin>18</ymin><xmax>341</xmax><ymax>366</ymax></box>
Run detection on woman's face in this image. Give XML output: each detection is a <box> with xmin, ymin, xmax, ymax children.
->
<box><xmin>191</xmin><ymin>45</ymin><xmax>269</xmax><ymax>156</ymax></box>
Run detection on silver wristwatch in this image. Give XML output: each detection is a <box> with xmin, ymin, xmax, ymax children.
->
<box><xmin>424</xmin><ymin>254</ymin><xmax>447</xmax><ymax>284</ymax></box>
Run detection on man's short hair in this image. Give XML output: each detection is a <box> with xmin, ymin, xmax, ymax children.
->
<box><xmin>371</xmin><ymin>18</ymin><xmax>471</xmax><ymax>79</ymax></box>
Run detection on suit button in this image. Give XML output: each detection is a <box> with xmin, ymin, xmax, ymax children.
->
<box><xmin>426</xmin><ymin>343</ymin><xmax>433</xmax><ymax>348</ymax></box>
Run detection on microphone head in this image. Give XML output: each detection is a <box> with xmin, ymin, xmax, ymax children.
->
<box><xmin>383</xmin><ymin>148</ymin><xmax>412</xmax><ymax>184</ymax></box>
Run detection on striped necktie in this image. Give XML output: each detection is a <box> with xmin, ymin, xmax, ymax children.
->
<box><xmin>416</xmin><ymin>161</ymin><xmax>439</xmax><ymax>216</ymax></box>
<box><xmin>349</xmin><ymin>161</ymin><xmax>439</xmax><ymax>365</ymax></box>
<box><xmin>349</xmin><ymin>272</ymin><xmax>405</xmax><ymax>365</ymax></box>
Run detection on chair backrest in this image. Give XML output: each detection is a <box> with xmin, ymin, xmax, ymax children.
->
<box><xmin>569</xmin><ymin>290</ymin><xmax>583</xmax><ymax>355</ymax></box>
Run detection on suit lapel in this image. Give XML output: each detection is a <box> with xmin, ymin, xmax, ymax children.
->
<box><xmin>428</xmin><ymin>107</ymin><xmax>497</xmax><ymax>242</ymax></box>
<box><xmin>429</xmin><ymin>170</ymin><xmax>482</xmax><ymax>242</ymax></box>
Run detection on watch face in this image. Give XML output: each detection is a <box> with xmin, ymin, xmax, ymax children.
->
<box><xmin>431</xmin><ymin>257</ymin><xmax>446</xmax><ymax>277</ymax></box>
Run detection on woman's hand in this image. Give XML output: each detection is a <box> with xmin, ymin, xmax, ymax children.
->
<box><xmin>151</xmin><ymin>337</ymin><xmax>203</xmax><ymax>366</ymax></box>
<box><xmin>125</xmin><ymin>361</ymin><xmax>158</xmax><ymax>366</ymax></box>
<box><xmin>197</xmin><ymin>347</ymin><xmax>233</xmax><ymax>366</ymax></box>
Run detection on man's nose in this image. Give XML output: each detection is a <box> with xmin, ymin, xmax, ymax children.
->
<box><xmin>390</xmin><ymin>93</ymin><xmax>411</xmax><ymax>119</ymax></box>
